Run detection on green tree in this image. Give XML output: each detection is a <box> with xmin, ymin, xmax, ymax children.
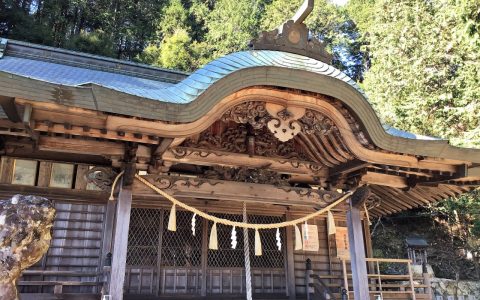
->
<box><xmin>160</xmin><ymin>28</ymin><xmax>199</xmax><ymax>70</ymax></box>
<box><xmin>66</xmin><ymin>30</ymin><xmax>114</xmax><ymax>57</ymax></box>
<box><xmin>203</xmin><ymin>0</ymin><xmax>264</xmax><ymax>59</ymax></box>
<box><xmin>356</xmin><ymin>0</ymin><xmax>480</xmax><ymax>147</ymax></box>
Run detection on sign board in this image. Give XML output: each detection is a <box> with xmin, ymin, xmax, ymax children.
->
<box><xmin>335</xmin><ymin>226</ymin><xmax>350</xmax><ymax>259</ymax></box>
<box><xmin>302</xmin><ymin>224</ymin><xmax>319</xmax><ymax>252</ymax></box>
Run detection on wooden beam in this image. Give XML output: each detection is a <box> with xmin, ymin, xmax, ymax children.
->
<box><xmin>163</xmin><ymin>148</ymin><xmax>327</xmax><ymax>177</ymax></box>
<box><xmin>369</xmin><ymin>186</ymin><xmax>412</xmax><ymax>211</ymax></box>
<box><xmin>109</xmin><ymin>183</ymin><xmax>132</xmax><ymax>300</ymax></box>
<box><xmin>34</xmin><ymin>122</ymin><xmax>158</xmax><ymax>144</ymax></box>
<box><xmin>360</xmin><ymin>171</ymin><xmax>407</xmax><ymax>188</ymax></box>
<box><xmin>133</xmin><ymin>175</ymin><xmax>341</xmax><ymax>208</ymax></box>
<box><xmin>153</xmin><ymin>138</ymin><xmax>174</xmax><ymax>157</ymax></box>
<box><xmin>329</xmin><ymin>159</ymin><xmax>370</xmax><ymax>177</ymax></box>
<box><xmin>0</xmin><ymin>96</ymin><xmax>21</xmax><ymax>122</ymax></box>
<box><xmin>347</xmin><ymin>197</ymin><xmax>369</xmax><ymax>300</ymax></box>
<box><xmin>36</xmin><ymin>136</ymin><xmax>150</xmax><ymax>161</ymax></box>
<box><xmin>0</xmin><ymin>183</ymin><xmax>107</xmax><ymax>204</ymax></box>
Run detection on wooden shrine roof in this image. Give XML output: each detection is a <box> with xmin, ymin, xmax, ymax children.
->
<box><xmin>0</xmin><ymin>39</ymin><xmax>480</xmax><ymax>217</ymax></box>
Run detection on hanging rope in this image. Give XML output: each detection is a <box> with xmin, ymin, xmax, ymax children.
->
<box><xmin>134</xmin><ymin>174</ymin><xmax>352</xmax><ymax>229</ymax></box>
<box><xmin>243</xmin><ymin>202</ymin><xmax>253</xmax><ymax>300</ymax></box>
<box><xmin>109</xmin><ymin>171</ymin><xmax>125</xmax><ymax>200</ymax></box>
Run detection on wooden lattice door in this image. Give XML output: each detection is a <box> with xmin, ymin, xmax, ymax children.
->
<box><xmin>206</xmin><ymin>213</ymin><xmax>287</xmax><ymax>296</ymax></box>
<box><xmin>125</xmin><ymin>209</ymin><xmax>286</xmax><ymax>297</ymax></box>
<box><xmin>125</xmin><ymin>208</ymin><xmax>163</xmax><ymax>295</ymax></box>
<box><xmin>125</xmin><ymin>208</ymin><xmax>203</xmax><ymax>296</ymax></box>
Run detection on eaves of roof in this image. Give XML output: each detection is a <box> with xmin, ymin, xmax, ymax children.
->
<box><xmin>1</xmin><ymin>39</ymin><xmax>188</xmax><ymax>83</ymax></box>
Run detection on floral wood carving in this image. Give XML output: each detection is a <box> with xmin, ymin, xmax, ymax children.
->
<box><xmin>85</xmin><ymin>167</ymin><xmax>118</xmax><ymax>191</ymax></box>
<box><xmin>300</xmin><ymin>110</ymin><xmax>334</xmax><ymax>135</ymax></box>
<box><xmin>219</xmin><ymin>101</ymin><xmax>335</xmax><ymax>140</ymax></box>
<box><xmin>221</xmin><ymin>101</ymin><xmax>270</xmax><ymax>129</ymax></box>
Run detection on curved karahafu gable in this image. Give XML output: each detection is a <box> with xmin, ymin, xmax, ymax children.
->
<box><xmin>1</xmin><ymin>45</ymin><xmax>480</xmax><ymax>166</ymax></box>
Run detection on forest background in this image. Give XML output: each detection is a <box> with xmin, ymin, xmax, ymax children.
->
<box><xmin>1</xmin><ymin>0</ymin><xmax>479</xmax><ymax>280</ymax></box>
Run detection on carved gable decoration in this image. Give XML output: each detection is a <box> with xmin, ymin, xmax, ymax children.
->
<box><xmin>182</xmin><ymin>101</ymin><xmax>336</xmax><ymax>164</ymax></box>
<box><xmin>221</xmin><ymin>101</ymin><xmax>334</xmax><ymax>141</ymax></box>
<box><xmin>266</xmin><ymin>104</ymin><xmax>305</xmax><ymax>142</ymax></box>
<box><xmin>183</xmin><ymin>125</ymin><xmax>309</xmax><ymax>161</ymax></box>
<box><xmin>221</xmin><ymin>101</ymin><xmax>269</xmax><ymax>129</ymax></box>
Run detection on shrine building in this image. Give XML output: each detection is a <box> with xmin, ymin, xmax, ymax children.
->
<box><xmin>1</xmin><ymin>1</ymin><xmax>480</xmax><ymax>299</ymax></box>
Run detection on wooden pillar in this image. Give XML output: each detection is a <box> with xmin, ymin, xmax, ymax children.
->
<box><xmin>285</xmin><ymin>213</ymin><xmax>296</xmax><ymax>300</ymax></box>
<box><xmin>347</xmin><ymin>186</ymin><xmax>370</xmax><ymax>300</ymax></box>
<box><xmin>363</xmin><ymin>217</ymin><xmax>375</xmax><ymax>275</ymax></box>
<box><xmin>200</xmin><ymin>215</ymin><xmax>208</xmax><ymax>297</ymax></box>
<box><xmin>108</xmin><ymin>183</ymin><xmax>133</xmax><ymax>300</ymax></box>
<box><xmin>101</xmin><ymin>200</ymin><xmax>117</xmax><ymax>262</ymax></box>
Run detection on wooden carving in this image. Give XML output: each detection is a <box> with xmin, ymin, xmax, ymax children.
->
<box><xmin>150</xmin><ymin>175</ymin><xmax>216</xmax><ymax>189</ymax></box>
<box><xmin>183</xmin><ymin>125</ymin><xmax>309</xmax><ymax>161</ymax></box>
<box><xmin>221</xmin><ymin>101</ymin><xmax>270</xmax><ymax>129</ymax></box>
<box><xmin>85</xmin><ymin>166</ymin><xmax>118</xmax><ymax>191</ymax></box>
<box><xmin>202</xmin><ymin>166</ymin><xmax>290</xmax><ymax>186</ymax></box>
<box><xmin>266</xmin><ymin>104</ymin><xmax>305</xmax><ymax>142</ymax></box>
<box><xmin>300</xmin><ymin>110</ymin><xmax>333</xmax><ymax>135</ymax></box>
<box><xmin>0</xmin><ymin>195</ymin><xmax>55</xmax><ymax>300</ymax></box>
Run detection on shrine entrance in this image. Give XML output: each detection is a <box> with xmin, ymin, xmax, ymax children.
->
<box><xmin>124</xmin><ymin>208</ymin><xmax>287</xmax><ymax>297</ymax></box>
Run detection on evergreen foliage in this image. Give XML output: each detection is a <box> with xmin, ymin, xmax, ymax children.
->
<box><xmin>349</xmin><ymin>0</ymin><xmax>480</xmax><ymax>147</ymax></box>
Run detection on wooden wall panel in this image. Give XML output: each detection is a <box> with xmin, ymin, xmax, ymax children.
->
<box><xmin>0</xmin><ymin>156</ymin><xmax>14</xmax><ymax>183</ymax></box>
<box><xmin>19</xmin><ymin>202</ymin><xmax>106</xmax><ymax>294</ymax></box>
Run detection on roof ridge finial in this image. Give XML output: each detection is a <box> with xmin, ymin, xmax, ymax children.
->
<box><xmin>249</xmin><ymin>0</ymin><xmax>332</xmax><ymax>64</ymax></box>
<box><xmin>292</xmin><ymin>0</ymin><xmax>314</xmax><ymax>25</ymax></box>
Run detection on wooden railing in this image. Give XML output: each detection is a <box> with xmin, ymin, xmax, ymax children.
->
<box><xmin>308</xmin><ymin>274</ymin><xmax>338</xmax><ymax>300</ymax></box>
<box><xmin>364</xmin><ymin>258</ymin><xmax>417</xmax><ymax>300</ymax></box>
<box><xmin>307</xmin><ymin>258</ymin><xmax>432</xmax><ymax>300</ymax></box>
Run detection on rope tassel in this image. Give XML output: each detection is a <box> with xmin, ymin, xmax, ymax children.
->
<box><xmin>327</xmin><ymin>211</ymin><xmax>336</xmax><ymax>235</ymax></box>
<box><xmin>254</xmin><ymin>229</ymin><xmax>262</xmax><ymax>256</ymax></box>
<box><xmin>209</xmin><ymin>222</ymin><xmax>218</xmax><ymax>250</ymax></box>
<box><xmin>168</xmin><ymin>204</ymin><xmax>177</xmax><ymax>231</ymax></box>
<box><xmin>294</xmin><ymin>224</ymin><xmax>303</xmax><ymax>250</ymax></box>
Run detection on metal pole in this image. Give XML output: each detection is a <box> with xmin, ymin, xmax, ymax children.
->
<box><xmin>243</xmin><ymin>202</ymin><xmax>253</xmax><ymax>300</ymax></box>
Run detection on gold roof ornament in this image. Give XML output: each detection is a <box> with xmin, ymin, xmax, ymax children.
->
<box><xmin>249</xmin><ymin>0</ymin><xmax>332</xmax><ymax>63</ymax></box>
